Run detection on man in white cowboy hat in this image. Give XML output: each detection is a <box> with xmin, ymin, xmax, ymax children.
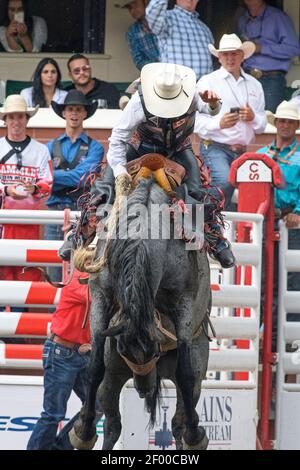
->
<box><xmin>257</xmin><ymin>100</ymin><xmax>300</xmax><ymax>351</ymax></box>
<box><xmin>115</xmin><ymin>0</ymin><xmax>159</xmax><ymax>71</ymax></box>
<box><xmin>195</xmin><ymin>33</ymin><xmax>267</xmax><ymax>210</ymax></box>
<box><xmin>89</xmin><ymin>62</ymin><xmax>235</xmax><ymax>268</ymax></box>
<box><xmin>0</xmin><ymin>94</ymin><xmax>52</xmax><ymax>283</ymax></box>
<box><xmin>45</xmin><ymin>89</ymin><xmax>104</xmax><ymax>281</ymax></box>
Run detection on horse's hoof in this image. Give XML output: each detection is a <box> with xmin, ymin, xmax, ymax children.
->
<box><xmin>69</xmin><ymin>428</ymin><xmax>98</xmax><ymax>450</ymax></box>
<box><xmin>182</xmin><ymin>428</ymin><xmax>209</xmax><ymax>450</ymax></box>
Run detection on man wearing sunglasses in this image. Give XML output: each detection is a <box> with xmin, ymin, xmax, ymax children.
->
<box><xmin>67</xmin><ymin>53</ymin><xmax>120</xmax><ymax>109</ymax></box>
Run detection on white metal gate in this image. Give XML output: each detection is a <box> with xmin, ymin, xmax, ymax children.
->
<box><xmin>275</xmin><ymin>222</ymin><xmax>300</xmax><ymax>450</ymax></box>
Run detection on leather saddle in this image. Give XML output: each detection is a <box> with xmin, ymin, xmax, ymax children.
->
<box><xmin>127</xmin><ymin>153</ymin><xmax>186</xmax><ymax>194</ymax></box>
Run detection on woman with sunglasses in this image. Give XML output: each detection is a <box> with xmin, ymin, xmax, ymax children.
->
<box><xmin>0</xmin><ymin>0</ymin><xmax>47</xmax><ymax>52</ymax></box>
<box><xmin>20</xmin><ymin>58</ymin><xmax>67</xmax><ymax>107</ymax></box>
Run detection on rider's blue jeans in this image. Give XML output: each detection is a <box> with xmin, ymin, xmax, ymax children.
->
<box><xmin>27</xmin><ymin>338</ymin><xmax>90</xmax><ymax>450</ymax></box>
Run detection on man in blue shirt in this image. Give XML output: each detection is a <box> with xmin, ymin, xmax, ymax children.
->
<box><xmin>237</xmin><ymin>0</ymin><xmax>300</xmax><ymax>112</ymax></box>
<box><xmin>115</xmin><ymin>0</ymin><xmax>160</xmax><ymax>71</ymax></box>
<box><xmin>257</xmin><ymin>100</ymin><xmax>300</xmax><ymax>350</ymax></box>
<box><xmin>46</xmin><ymin>90</ymin><xmax>104</xmax><ymax>281</ymax></box>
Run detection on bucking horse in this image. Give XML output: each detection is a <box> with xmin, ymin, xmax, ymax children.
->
<box><xmin>65</xmin><ymin>155</ymin><xmax>212</xmax><ymax>450</ymax></box>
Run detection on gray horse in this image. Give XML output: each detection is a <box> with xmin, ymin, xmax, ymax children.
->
<box><xmin>68</xmin><ymin>178</ymin><xmax>211</xmax><ymax>450</ymax></box>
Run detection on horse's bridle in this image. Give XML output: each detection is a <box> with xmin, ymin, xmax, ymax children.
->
<box><xmin>117</xmin><ymin>310</ymin><xmax>214</xmax><ymax>377</ymax></box>
<box><xmin>119</xmin><ymin>353</ymin><xmax>160</xmax><ymax>376</ymax></box>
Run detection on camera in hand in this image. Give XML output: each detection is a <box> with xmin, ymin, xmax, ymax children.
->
<box><xmin>230</xmin><ymin>107</ymin><xmax>240</xmax><ymax>114</ymax></box>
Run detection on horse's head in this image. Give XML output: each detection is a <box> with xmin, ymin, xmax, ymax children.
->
<box><xmin>101</xmin><ymin>318</ymin><xmax>164</xmax><ymax>399</ymax></box>
<box><xmin>58</xmin><ymin>229</ymin><xmax>76</xmax><ymax>261</ymax></box>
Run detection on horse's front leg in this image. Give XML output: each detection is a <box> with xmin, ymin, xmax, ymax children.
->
<box><xmin>174</xmin><ymin>301</ymin><xmax>208</xmax><ymax>450</ymax></box>
<box><xmin>99</xmin><ymin>340</ymin><xmax>132</xmax><ymax>450</ymax></box>
<box><xmin>69</xmin><ymin>286</ymin><xmax>111</xmax><ymax>450</ymax></box>
<box><xmin>69</xmin><ymin>330</ymin><xmax>107</xmax><ymax>449</ymax></box>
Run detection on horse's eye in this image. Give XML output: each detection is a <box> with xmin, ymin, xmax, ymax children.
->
<box><xmin>66</xmin><ymin>230</ymin><xmax>75</xmax><ymax>242</ymax></box>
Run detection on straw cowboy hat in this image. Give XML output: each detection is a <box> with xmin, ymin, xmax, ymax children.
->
<box><xmin>51</xmin><ymin>89</ymin><xmax>98</xmax><ymax>120</ymax></box>
<box><xmin>141</xmin><ymin>62</ymin><xmax>196</xmax><ymax>118</ymax></box>
<box><xmin>114</xmin><ymin>0</ymin><xmax>133</xmax><ymax>7</ymax></box>
<box><xmin>267</xmin><ymin>100</ymin><xmax>300</xmax><ymax>127</ymax></box>
<box><xmin>0</xmin><ymin>95</ymin><xmax>39</xmax><ymax>120</ymax></box>
<box><xmin>208</xmin><ymin>33</ymin><xmax>255</xmax><ymax>60</ymax></box>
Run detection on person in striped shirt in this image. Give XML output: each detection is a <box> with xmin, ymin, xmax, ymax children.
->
<box><xmin>146</xmin><ymin>0</ymin><xmax>214</xmax><ymax>80</ymax></box>
<box><xmin>115</xmin><ymin>0</ymin><xmax>160</xmax><ymax>71</ymax></box>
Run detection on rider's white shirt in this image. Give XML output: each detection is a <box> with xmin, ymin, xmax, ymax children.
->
<box><xmin>107</xmin><ymin>90</ymin><xmax>219</xmax><ymax>177</ymax></box>
<box><xmin>195</xmin><ymin>66</ymin><xmax>267</xmax><ymax>145</ymax></box>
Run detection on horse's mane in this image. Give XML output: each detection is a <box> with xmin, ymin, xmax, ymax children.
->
<box><xmin>107</xmin><ymin>178</ymin><xmax>166</xmax><ymax>350</ymax></box>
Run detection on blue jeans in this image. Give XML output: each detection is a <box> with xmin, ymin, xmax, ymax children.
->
<box><xmin>258</xmin><ymin>73</ymin><xmax>286</xmax><ymax>114</ymax></box>
<box><xmin>27</xmin><ymin>338</ymin><xmax>90</xmax><ymax>450</ymax></box>
<box><xmin>200</xmin><ymin>142</ymin><xmax>241</xmax><ymax>210</ymax></box>
<box><xmin>45</xmin><ymin>203</ymin><xmax>77</xmax><ymax>282</ymax></box>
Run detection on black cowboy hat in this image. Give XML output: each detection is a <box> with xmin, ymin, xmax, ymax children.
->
<box><xmin>51</xmin><ymin>89</ymin><xmax>98</xmax><ymax>120</ymax></box>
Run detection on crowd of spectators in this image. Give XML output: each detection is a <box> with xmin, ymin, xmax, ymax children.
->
<box><xmin>0</xmin><ymin>0</ymin><xmax>300</xmax><ymax>450</ymax></box>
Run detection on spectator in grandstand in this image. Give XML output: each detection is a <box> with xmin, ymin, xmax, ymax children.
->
<box><xmin>27</xmin><ymin>268</ymin><xmax>94</xmax><ymax>450</ymax></box>
<box><xmin>45</xmin><ymin>90</ymin><xmax>104</xmax><ymax>281</ymax></box>
<box><xmin>67</xmin><ymin>54</ymin><xmax>120</xmax><ymax>109</ymax></box>
<box><xmin>0</xmin><ymin>0</ymin><xmax>47</xmax><ymax>52</ymax></box>
<box><xmin>195</xmin><ymin>33</ymin><xmax>267</xmax><ymax>209</ymax></box>
<box><xmin>237</xmin><ymin>0</ymin><xmax>300</xmax><ymax>113</ymax></box>
<box><xmin>115</xmin><ymin>0</ymin><xmax>160</xmax><ymax>71</ymax></box>
<box><xmin>20</xmin><ymin>58</ymin><xmax>67</xmax><ymax>108</ymax></box>
<box><xmin>257</xmin><ymin>100</ymin><xmax>300</xmax><ymax>351</ymax></box>
<box><xmin>146</xmin><ymin>0</ymin><xmax>213</xmax><ymax>80</ymax></box>
<box><xmin>0</xmin><ymin>95</ymin><xmax>52</xmax><ymax>283</ymax></box>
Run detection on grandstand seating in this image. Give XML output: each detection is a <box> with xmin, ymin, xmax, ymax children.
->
<box><xmin>5</xmin><ymin>80</ymin><xmax>73</xmax><ymax>97</ymax></box>
<box><xmin>0</xmin><ymin>80</ymin><xmax>130</xmax><ymax>105</ymax></box>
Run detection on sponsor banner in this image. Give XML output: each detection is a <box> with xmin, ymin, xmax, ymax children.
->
<box><xmin>0</xmin><ymin>379</ymin><xmax>256</xmax><ymax>450</ymax></box>
<box><xmin>0</xmin><ymin>378</ymin><xmax>104</xmax><ymax>450</ymax></box>
<box><xmin>120</xmin><ymin>387</ymin><xmax>257</xmax><ymax>450</ymax></box>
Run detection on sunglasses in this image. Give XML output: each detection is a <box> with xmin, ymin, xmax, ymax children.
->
<box><xmin>71</xmin><ymin>65</ymin><xmax>91</xmax><ymax>75</ymax></box>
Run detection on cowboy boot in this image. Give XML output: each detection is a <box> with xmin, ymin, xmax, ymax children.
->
<box><xmin>205</xmin><ymin>223</ymin><xmax>236</xmax><ymax>269</ymax></box>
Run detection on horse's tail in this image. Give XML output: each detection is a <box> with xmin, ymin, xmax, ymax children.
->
<box><xmin>107</xmin><ymin>179</ymin><xmax>156</xmax><ymax>346</ymax></box>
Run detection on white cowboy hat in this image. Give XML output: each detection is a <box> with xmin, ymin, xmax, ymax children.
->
<box><xmin>267</xmin><ymin>100</ymin><xmax>300</xmax><ymax>127</ymax></box>
<box><xmin>141</xmin><ymin>63</ymin><xmax>196</xmax><ymax>119</ymax></box>
<box><xmin>0</xmin><ymin>95</ymin><xmax>39</xmax><ymax>120</ymax></box>
<box><xmin>208</xmin><ymin>33</ymin><xmax>255</xmax><ymax>60</ymax></box>
<box><xmin>114</xmin><ymin>0</ymin><xmax>133</xmax><ymax>7</ymax></box>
